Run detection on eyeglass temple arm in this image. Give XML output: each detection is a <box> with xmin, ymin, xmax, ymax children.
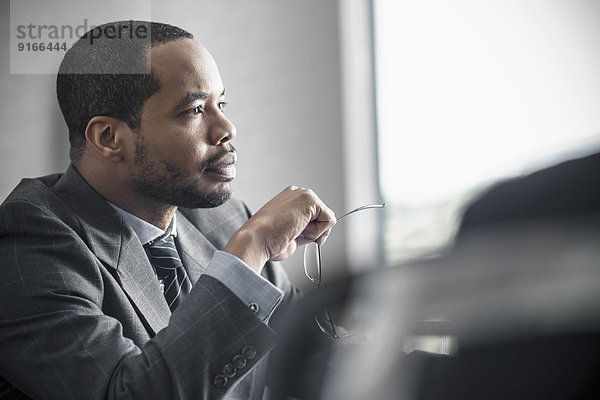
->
<box><xmin>337</xmin><ymin>203</ymin><xmax>386</xmax><ymax>221</ymax></box>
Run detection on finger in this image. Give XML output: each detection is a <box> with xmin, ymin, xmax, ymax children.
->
<box><xmin>296</xmin><ymin>221</ymin><xmax>333</xmax><ymax>246</ymax></box>
<box><xmin>295</xmin><ymin>194</ymin><xmax>336</xmax><ymax>245</ymax></box>
<box><xmin>295</xmin><ymin>234</ymin><xmax>314</xmax><ymax>246</ymax></box>
<box><xmin>312</xmin><ymin>202</ymin><xmax>336</xmax><ymax>225</ymax></box>
<box><xmin>315</xmin><ymin>227</ymin><xmax>333</xmax><ymax>246</ymax></box>
<box><xmin>297</xmin><ymin>218</ymin><xmax>332</xmax><ymax>242</ymax></box>
<box><xmin>295</xmin><ymin>187</ymin><xmax>335</xmax><ymax>224</ymax></box>
<box><xmin>308</xmin><ymin>217</ymin><xmax>336</xmax><ymax>240</ymax></box>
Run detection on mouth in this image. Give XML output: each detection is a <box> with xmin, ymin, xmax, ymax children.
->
<box><xmin>204</xmin><ymin>152</ymin><xmax>237</xmax><ymax>180</ymax></box>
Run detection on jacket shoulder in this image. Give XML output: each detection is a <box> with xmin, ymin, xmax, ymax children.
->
<box><xmin>2</xmin><ymin>172</ymin><xmax>63</xmax><ymax>206</ymax></box>
<box><xmin>0</xmin><ymin>173</ymin><xmax>81</xmax><ymax>233</ymax></box>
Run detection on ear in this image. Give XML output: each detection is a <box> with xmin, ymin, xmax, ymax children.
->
<box><xmin>84</xmin><ymin>116</ymin><xmax>132</xmax><ymax>162</ymax></box>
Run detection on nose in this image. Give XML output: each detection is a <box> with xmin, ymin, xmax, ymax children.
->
<box><xmin>209</xmin><ymin>113</ymin><xmax>237</xmax><ymax>145</ymax></box>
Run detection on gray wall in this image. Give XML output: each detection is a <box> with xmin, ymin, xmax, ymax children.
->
<box><xmin>0</xmin><ymin>0</ymin><xmax>358</xmax><ymax>290</ymax></box>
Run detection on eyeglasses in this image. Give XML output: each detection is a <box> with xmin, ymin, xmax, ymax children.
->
<box><xmin>304</xmin><ymin>203</ymin><xmax>386</xmax><ymax>338</ymax></box>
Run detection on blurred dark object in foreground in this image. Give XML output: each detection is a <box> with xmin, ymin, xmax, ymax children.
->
<box><xmin>460</xmin><ymin>148</ymin><xmax>600</xmax><ymax>230</ymax></box>
<box><xmin>269</xmin><ymin>150</ymin><xmax>600</xmax><ymax>399</ymax></box>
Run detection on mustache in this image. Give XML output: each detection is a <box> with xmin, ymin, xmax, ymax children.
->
<box><xmin>202</xmin><ymin>143</ymin><xmax>236</xmax><ymax>170</ymax></box>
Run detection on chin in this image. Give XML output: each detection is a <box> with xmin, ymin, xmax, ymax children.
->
<box><xmin>176</xmin><ymin>186</ymin><xmax>233</xmax><ymax>209</ymax></box>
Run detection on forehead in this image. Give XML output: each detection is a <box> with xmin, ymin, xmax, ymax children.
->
<box><xmin>149</xmin><ymin>38</ymin><xmax>224</xmax><ymax>99</ymax></box>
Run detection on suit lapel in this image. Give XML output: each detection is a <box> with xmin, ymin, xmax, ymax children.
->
<box><xmin>115</xmin><ymin>229</ymin><xmax>171</xmax><ymax>334</ymax></box>
<box><xmin>175</xmin><ymin>201</ymin><xmax>251</xmax><ymax>284</ymax></box>
<box><xmin>175</xmin><ymin>211</ymin><xmax>217</xmax><ymax>283</ymax></box>
<box><xmin>53</xmin><ymin>165</ymin><xmax>171</xmax><ymax>335</ymax></box>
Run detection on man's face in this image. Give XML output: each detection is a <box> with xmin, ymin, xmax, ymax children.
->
<box><xmin>130</xmin><ymin>38</ymin><xmax>237</xmax><ymax>209</ymax></box>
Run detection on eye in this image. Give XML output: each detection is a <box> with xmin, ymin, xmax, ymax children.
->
<box><xmin>181</xmin><ymin>105</ymin><xmax>203</xmax><ymax>117</ymax></box>
<box><xmin>218</xmin><ymin>101</ymin><xmax>228</xmax><ymax>112</ymax></box>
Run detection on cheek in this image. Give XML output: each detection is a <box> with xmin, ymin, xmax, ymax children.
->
<box><xmin>153</xmin><ymin>128</ymin><xmax>199</xmax><ymax>156</ymax></box>
<box><xmin>141</xmin><ymin>119</ymin><xmax>211</xmax><ymax>165</ymax></box>
<box><xmin>172</xmin><ymin>140</ymin><xmax>210</xmax><ymax>168</ymax></box>
<box><xmin>177</xmin><ymin>126</ymin><xmax>211</xmax><ymax>163</ymax></box>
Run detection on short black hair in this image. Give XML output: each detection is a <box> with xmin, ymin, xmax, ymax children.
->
<box><xmin>56</xmin><ymin>21</ymin><xmax>193</xmax><ymax>161</ymax></box>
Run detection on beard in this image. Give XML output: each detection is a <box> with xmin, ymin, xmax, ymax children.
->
<box><xmin>131</xmin><ymin>136</ymin><xmax>235</xmax><ymax>209</ymax></box>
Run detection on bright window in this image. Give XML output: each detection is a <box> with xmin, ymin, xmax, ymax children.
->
<box><xmin>374</xmin><ymin>0</ymin><xmax>600</xmax><ymax>263</ymax></box>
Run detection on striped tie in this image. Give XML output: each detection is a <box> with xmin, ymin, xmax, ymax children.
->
<box><xmin>145</xmin><ymin>234</ymin><xmax>192</xmax><ymax>311</ymax></box>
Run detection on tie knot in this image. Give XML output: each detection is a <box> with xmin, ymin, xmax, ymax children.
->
<box><xmin>148</xmin><ymin>233</ymin><xmax>176</xmax><ymax>247</ymax></box>
<box><xmin>145</xmin><ymin>235</ymin><xmax>181</xmax><ymax>270</ymax></box>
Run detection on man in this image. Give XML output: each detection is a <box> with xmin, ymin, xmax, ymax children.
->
<box><xmin>0</xmin><ymin>21</ymin><xmax>335</xmax><ymax>399</ymax></box>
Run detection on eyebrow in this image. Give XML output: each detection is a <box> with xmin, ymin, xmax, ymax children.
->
<box><xmin>174</xmin><ymin>88</ymin><xmax>227</xmax><ymax>112</ymax></box>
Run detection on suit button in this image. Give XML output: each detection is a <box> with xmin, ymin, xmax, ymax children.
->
<box><xmin>248</xmin><ymin>303</ymin><xmax>259</xmax><ymax>313</ymax></box>
<box><xmin>233</xmin><ymin>354</ymin><xmax>247</xmax><ymax>369</ymax></box>
<box><xmin>242</xmin><ymin>345</ymin><xmax>257</xmax><ymax>360</ymax></box>
<box><xmin>213</xmin><ymin>374</ymin><xmax>228</xmax><ymax>388</ymax></box>
<box><xmin>223</xmin><ymin>363</ymin><xmax>236</xmax><ymax>378</ymax></box>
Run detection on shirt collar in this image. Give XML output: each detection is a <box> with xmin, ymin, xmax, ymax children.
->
<box><xmin>108</xmin><ymin>202</ymin><xmax>177</xmax><ymax>245</ymax></box>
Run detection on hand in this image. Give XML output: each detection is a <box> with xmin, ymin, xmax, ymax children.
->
<box><xmin>224</xmin><ymin>186</ymin><xmax>336</xmax><ymax>273</ymax></box>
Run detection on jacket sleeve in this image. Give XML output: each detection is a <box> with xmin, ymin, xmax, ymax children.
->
<box><xmin>0</xmin><ymin>199</ymin><xmax>277</xmax><ymax>400</ymax></box>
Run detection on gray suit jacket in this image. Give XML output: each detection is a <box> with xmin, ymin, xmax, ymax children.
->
<box><xmin>0</xmin><ymin>165</ymin><xmax>297</xmax><ymax>399</ymax></box>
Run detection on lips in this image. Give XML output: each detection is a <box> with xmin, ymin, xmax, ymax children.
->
<box><xmin>205</xmin><ymin>152</ymin><xmax>237</xmax><ymax>180</ymax></box>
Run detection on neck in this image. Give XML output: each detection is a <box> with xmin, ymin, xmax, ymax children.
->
<box><xmin>123</xmin><ymin>201</ymin><xmax>177</xmax><ymax>230</ymax></box>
